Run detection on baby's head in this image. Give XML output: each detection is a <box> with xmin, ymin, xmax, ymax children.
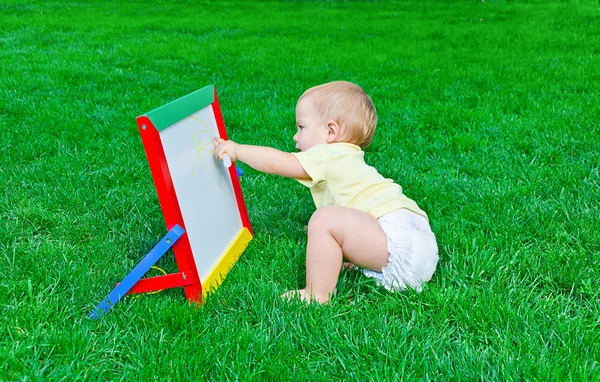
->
<box><xmin>294</xmin><ymin>81</ymin><xmax>377</xmax><ymax>151</ymax></box>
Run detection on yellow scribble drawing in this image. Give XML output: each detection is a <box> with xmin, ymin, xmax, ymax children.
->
<box><xmin>189</xmin><ymin>115</ymin><xmax>216</xmax><ymax>176</ymax></box>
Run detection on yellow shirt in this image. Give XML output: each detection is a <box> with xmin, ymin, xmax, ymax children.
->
<box><xmin>292</xmin><ymin>143</ymin><xmax>428</xmax><ymax>220</ymax></box>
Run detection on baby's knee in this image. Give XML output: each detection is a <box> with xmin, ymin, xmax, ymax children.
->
<box><xmin>307</xmin><ymin>207</ymin><xmax>337</xmax><ymax>233</ymax></box>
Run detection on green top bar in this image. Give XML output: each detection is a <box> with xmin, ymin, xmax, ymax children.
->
<box><xmin>145</xmin><ymin>85</ymin><xmax>215</xmax><ymax>131</ymax></box>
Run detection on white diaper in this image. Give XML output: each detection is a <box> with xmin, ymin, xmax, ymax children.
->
<box><xmin>361</xmin><ymin>208</ymin><xmax>439</xmax><ymax>292</ymax></box>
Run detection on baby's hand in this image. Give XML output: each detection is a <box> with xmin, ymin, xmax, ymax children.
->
<box><xmin>213</xmin><ymin>137</ymin><xmax>239</xmax><ymax>162</ymax></box>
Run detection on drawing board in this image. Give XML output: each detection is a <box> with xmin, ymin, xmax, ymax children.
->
<box><xmin>135</xmin><ymin>85</ymin><xmax>252</xmax><ymax>302</ymax></box>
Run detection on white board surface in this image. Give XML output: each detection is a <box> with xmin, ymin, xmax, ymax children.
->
<box><xmin>160</xmin><ymin>105</ymin><xmax>242</xmax><ymax>282</ymax></box>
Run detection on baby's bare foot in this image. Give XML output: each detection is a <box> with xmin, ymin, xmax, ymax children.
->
<box><xmin>281</xmin><ymin>289</ymin><xmax>311</xmax><ymax>303</ymax></box>
<box><xmin>281</xmin><ymin>289</ymin><xmax>330</xmax><ymax>304</ymax></box>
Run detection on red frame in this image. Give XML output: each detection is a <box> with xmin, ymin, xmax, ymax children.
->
<box><xmin>212</xmin><ymin>89</ymin><xmax>252</xmax><ymax>235</ymax></box>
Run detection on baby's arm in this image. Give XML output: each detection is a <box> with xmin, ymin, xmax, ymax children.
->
<box><xmin>214</xmin><ymin>137</ymin><xmax>309</xmax><ymax>179</ymax></box>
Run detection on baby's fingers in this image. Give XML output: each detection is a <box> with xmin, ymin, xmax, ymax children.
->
<box><xmin>213</xmin><ymin>142</ymin><xmax>222</xmax><ymax>159</ymax></box>
<box><xmin>214</xmin><ymin>137</ymin><xmax>229</xmax><ymax>158</ymax></box>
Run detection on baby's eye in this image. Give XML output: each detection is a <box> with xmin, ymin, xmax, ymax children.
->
<box><xmin>298</xmin><ymin>125</ymin><xmax>304</xmax><ymax>130</ymax></box>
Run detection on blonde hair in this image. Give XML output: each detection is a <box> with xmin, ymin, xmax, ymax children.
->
<box><xmin>299</xmin><ymin>81</ymin><xmax>377</xmax><ymax>149</ymax></box>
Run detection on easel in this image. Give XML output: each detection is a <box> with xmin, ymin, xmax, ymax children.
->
<box><xmin>88</xmin><ymin>85</ymin><xmax>252</xmax><ymax>320</ymax></box>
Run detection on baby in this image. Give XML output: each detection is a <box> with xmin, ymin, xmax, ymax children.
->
<box><xmin>214</xmin><ymin>81</ymin><xmax>438</xmax><ymax>303</ymax></box>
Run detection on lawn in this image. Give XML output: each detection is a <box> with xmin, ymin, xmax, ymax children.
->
<box><xmin>1</xmin><ymin>0</ymin><xmax>599</xmax><ymax>380</ymax></box>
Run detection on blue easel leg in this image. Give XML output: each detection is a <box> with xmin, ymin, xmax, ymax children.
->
<box><xmin>88</xmin><ymin>225</ymin><xmax>185</xmax><ymax>320</ymax></box>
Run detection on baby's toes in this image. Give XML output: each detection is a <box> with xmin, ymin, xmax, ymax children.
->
<box><xmin>281</xmin><ymin>289</ymin><xmax>311</xmax><ymax>303</ymax></box>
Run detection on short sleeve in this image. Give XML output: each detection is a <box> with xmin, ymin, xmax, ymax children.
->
<box><xmin>291</xmin><ymin>144</ymin><xmax>328</xmax><ymax>187</ymax></box>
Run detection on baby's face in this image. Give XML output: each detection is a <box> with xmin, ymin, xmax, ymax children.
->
<box><xmin>294</xmin><ymin>97</ymin><xmax>328</xmax><ymax>152</ymax></box>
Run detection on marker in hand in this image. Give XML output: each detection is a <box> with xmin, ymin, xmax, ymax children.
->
<box><xmin>214</xmin><ymin>136</ymin><xmax>232</xmax><ymax>168</ymax></box>
<box><xmin>222</xmin><ymin>153</ymin><xmax>232</xmax><ymax>168</ymax></box>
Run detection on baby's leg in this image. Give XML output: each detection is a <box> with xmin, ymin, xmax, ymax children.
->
<box><xmin>284</xmin><ymin>206</ymin><xmax>389</xmax><ymax>303</ymax></box>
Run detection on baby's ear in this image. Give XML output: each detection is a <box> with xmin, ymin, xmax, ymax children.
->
<box><xmin>326</xmin><ymin>121</ymin><xmax>340</xmax><ymax>143</ymax></box>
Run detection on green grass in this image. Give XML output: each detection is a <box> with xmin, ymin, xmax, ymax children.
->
<box><xmin>1</xmin><ymin>0</ymin><xmax>599</xmax><ymax>379</ymax></box>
